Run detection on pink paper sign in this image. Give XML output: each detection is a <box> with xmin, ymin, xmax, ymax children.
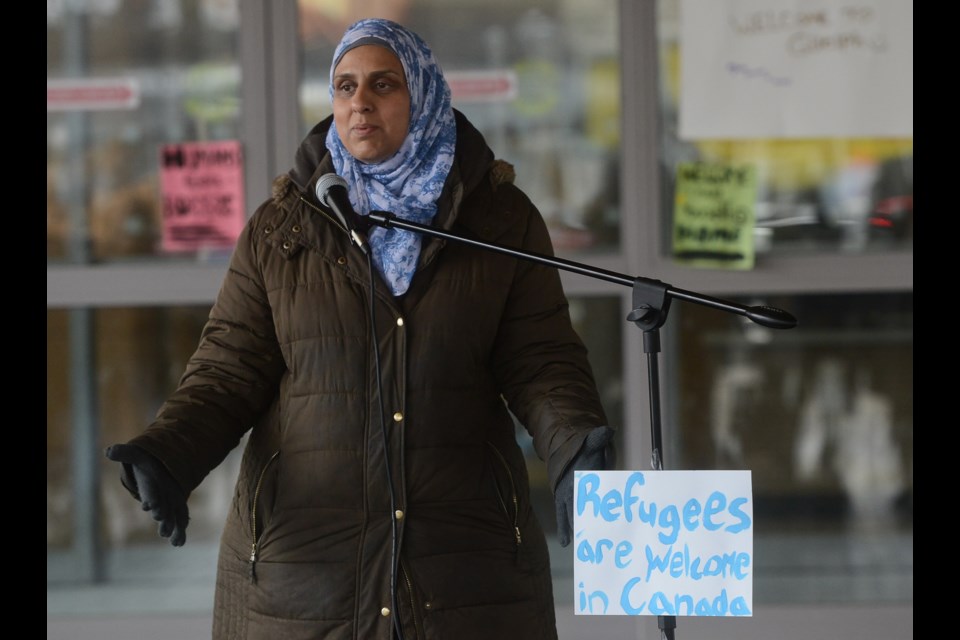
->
<box><xmin>160</xmin><ymin>140</ymin><xmax>246</xmax><ymax>252</ymax></box>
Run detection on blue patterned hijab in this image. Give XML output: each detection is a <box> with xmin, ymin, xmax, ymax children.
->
<box><xmin>326</xmin><ymin>18</ymin><xmax>457</xmax><ymax>296</ymax></box>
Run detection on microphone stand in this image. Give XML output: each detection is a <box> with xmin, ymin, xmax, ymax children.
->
<box><xmin>362</xmin><ymin>211</ymin><xmax>798</xmax><ymax>639</ymax></box>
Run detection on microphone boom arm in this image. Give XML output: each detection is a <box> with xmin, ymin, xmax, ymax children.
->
<box><xmin>364</xmin><ymin>210</ymin><xmax>797</xmax><ymax>329</ymax></box>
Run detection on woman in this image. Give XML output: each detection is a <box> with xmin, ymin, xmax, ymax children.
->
<box><xmin>106</xmin><ymin>18</ymin><xmax>614</xmax><ymax>640</ymax></box>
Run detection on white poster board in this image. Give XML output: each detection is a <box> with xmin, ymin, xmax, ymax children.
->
<box><xmin>573</xmin><ymin>470</ymin><xmax>753</xmax><ymax>616</ymax></box>
<box><xmin>679</xmin><ymin>0</ymin><xmax>913</xmax><ymax>138</ymax></box>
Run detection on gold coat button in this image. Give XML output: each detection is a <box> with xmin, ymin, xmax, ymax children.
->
<box><xmin>337</xmin><ymin>256</ymin><xmax>347</xmax><ymax>265</ymax></box>
<box><xmin>396</xmin><ymin>317</ymin><xmax>404</xmax><ymax>326</ymax></box>
<box><xmin>395</xmin><ymin>510</ymin><xmax>404</xmax><ymax>520</ymax></box>
<box><xmin>393</xmin><ymin>412</ymin><xmax>403</xmax><ymax>422</ymax></box>
<box><xmin>381</xmin><ymin>607</ymin><xmax>391</xmax><ymax>617</ymax></box>
<box><xmin>424</xmin><ymin>601</ymin><xmax>432</xmax><ymax>610</ymax></box>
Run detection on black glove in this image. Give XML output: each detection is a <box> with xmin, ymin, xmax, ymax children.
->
<box><xmin>554</xmin><ymin>426</ymin><xmax>616</xmax><ymax>548</ymax></box>
<box><xmin>105</xmin><ymin>443</ymin><xmax>190</xmax><ymax>547</ymax></box>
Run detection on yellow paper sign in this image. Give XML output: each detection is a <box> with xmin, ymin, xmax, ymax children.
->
<box><xmin>673</xmin><ymin>162</ymin><xmax>757</xmax><ymax>269</ymax></box>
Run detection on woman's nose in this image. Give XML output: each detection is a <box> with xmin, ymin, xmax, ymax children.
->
<box><xmin>351</xmin><ymin>85</ymin><xmax>373</xmax><ymax>112</ymax></box>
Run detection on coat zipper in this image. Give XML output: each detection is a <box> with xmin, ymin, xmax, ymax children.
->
<box><xmin>248</xmin><ymin>450</ymin><xmax>280</xmax><ymax>582</ymax></box>
<box><xmin>399</xmin><ymin>559</ymin><xmax>423</xmax><ymax>639</ymax></box>
<box><xmin>486</xmin><ymin>443</ymin><xmax>522</xmax><ymax>553</ymax></box>
<box><xmin>299</xmin><ymin>195</ymin><xmax>346</xmax><ymax>232</ymax></box>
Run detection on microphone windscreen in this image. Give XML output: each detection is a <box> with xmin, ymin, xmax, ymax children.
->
<box><xmin>315</xmin><ymin>173</ymin><xmax>348</xmax><ymax>207</ymax></box>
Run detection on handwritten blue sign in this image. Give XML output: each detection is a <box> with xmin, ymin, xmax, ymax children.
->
<box><xmin>573</xmin><ymin>470</ymin><xmax>753</xmax><ymax>617</ymax></box>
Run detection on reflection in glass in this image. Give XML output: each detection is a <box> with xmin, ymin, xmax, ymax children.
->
<box><xmin>46</xmin><ymin>0</ymin><xmax>242</xmax><ymax>264</ymax></box>
<box><xmin>670</xmin><ymin>292</ymin><xmax>912</xmax><ymax>603</ymax></box>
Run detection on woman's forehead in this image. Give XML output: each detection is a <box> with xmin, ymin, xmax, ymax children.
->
<box><xmin>334</xmin><ymin>44</ymin><xmax>403</xmax><ymax>75</ymax></box>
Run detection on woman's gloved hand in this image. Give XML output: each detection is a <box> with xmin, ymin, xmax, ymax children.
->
<box><xmin>554</xmin><ymin>426</ymin><xmax>616</xmax><ymax>547</ymax></box>
<box><xmin>104</xmin><ymin>443</ymin><xmax>190</xmax><ymax>547</ymax></box>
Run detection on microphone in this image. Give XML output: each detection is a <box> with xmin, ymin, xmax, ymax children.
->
<box><xmin>315</xmin><ymin>173</ymin><xmax>370</xmax><ymax>255</ymax></box>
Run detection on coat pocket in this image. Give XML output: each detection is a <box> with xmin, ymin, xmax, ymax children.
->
<box><xmin>248</xmin><ymin>449</ymin><xmax>280</xmax><ymax>582</ymax></box>
<box><xmin>485</xmin><ymin>442</ymin><xmax>523</xmax><ymax>555</ymax></box>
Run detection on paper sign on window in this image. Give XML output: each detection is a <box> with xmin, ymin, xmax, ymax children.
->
<box><xmin>673</xmin><ymin>162</ymin><xmax>758</xmax><ymax>270</ymax></box>
<box><xmin>678</xmin><ymin>0</ymin><xmax>912</xmax><ymax>138</ymax></box>
<box><xmin>160</xmin><ymin>140</ymin><xmax>246</xmax><ymax>253</ymax></box>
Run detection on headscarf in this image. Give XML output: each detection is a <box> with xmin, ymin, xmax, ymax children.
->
<box><xmin>326</xmin><ymin>18</ymin><xmax>456</xmax><ymax>296</ymax></box>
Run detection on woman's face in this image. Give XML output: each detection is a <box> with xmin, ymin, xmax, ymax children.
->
<box><xmin>332</xmin><ymin>45</ymin><xmax>411</xmax><ymax>164</ymax></box>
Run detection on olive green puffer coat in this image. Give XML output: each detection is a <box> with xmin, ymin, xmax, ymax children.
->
<box><xmin>127</xmin><ymin>111</ymin><xmax>609</xmax><ymax>640</ymax></box>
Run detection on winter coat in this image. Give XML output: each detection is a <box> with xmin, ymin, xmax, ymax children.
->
<box><xmin>127</xmin><ymin>110</ymin><xmax>609</xmax><ymax>640</ymax></box>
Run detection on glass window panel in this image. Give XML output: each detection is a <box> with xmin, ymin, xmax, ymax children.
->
<box><xmin>47</xmin><ymin>0</ymin><xmax>243</xmax><ymax>264</ymax></box>
<box><xmin>655</xmin><ymin>0</ymin><xmax>913</xmax><ymax>258</ymax></box>
<box><xmin>47</xmin><ymin>309</ymin><xmax>74</xmax><ymax>551</ymax></box>
<box><xmin>47</xmin><ymin>306</ymin><xmax>242</xmax><ymax>608</ymax></box>
<box><xmin>297</xmin><ymin>0</ymin><xmax>621</xmax><ymax>254</ymax></box>
<box><xmin>669</xmin><ymin>291</ymin><xmax>913</xmax><ymax>604</ymax></box>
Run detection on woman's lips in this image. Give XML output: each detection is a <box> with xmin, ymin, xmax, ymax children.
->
<box><xmin>352</xmin><ymin>124</ymin><xmax>378</xmax><ymax>136</ymax></box>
